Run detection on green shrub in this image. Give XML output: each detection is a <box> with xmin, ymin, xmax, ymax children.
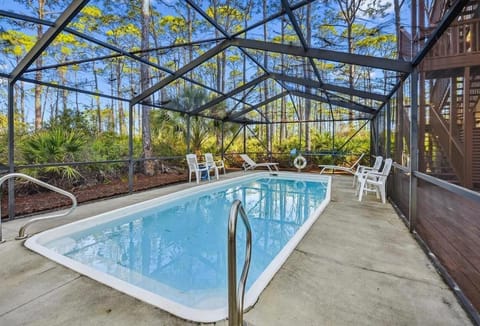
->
<box><xmin>20</xmin><ymin>128</ymin><xmax>86</xmax><ymax>186</ymax></box>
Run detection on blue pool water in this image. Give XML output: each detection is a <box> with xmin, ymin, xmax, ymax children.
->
<box><xmin>27</xmin><ymin>173</ymin><xmax>330</xmax><ymax>322</ymax></box>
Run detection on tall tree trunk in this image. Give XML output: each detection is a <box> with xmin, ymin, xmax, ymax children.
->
<box><xmin>141</xmin><ymin>0</ymin><xmax>155</xmax><ymax>176</ymax></box>
<box><xmin>263</xmin><ymin>0</ymin><xmax>271</xmax><ymax>153</ymax></box>
<box><xmin>92</xmin><ymin>62</ymin><xmax>102</xmax><ymax>132</ymax></box>
<box><xmin>116</xmin><ymin>60</ymin><xmax>125</xmax><ymax>136</ymax></box>
<box><xmin>34</xmin><ymin>0</ymin><xmax>45</xmax><ymax>131</ymax></box>
<box><xmin>305</xmin><ymin>3</ymin><xmax>312</xmax><ymax>151</ymax></box>
<box><xmin>20</xmin><ymin>81</ymin><xmax>25</xmax><ymax>123</ymax></box>
<box><xmin>212</xmin><ymin>0</ymin><xmax>222</xmax><ymax>92</ymax></box>
<box><xmin>280</xmin><ymin>17</ymin><xmax>286</xmax><ymax>144</ymax></box>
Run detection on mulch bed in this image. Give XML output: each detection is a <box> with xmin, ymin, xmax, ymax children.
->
<box><xmin>1</xmin><ymin>172</ymin><xmax>188</xmax><ymax>219</ymax></box>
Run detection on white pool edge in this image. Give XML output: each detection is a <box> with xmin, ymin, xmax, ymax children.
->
<box><xmin>25</xmin><ymin>172</ymin><xmax>331</xmax><ymax>323</ymax></box>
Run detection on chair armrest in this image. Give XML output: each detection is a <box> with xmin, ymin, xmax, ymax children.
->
<box><xmin>364</xmin><ymin>171</ymin><xmax>384</xmax><ymax>180</ymax></box>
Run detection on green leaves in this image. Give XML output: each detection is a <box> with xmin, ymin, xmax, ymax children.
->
<box><xmin>0</xmin><ymin>30</ymin><xmax>36</xmax><ymax>57</ymax></box>
<box><xmin>20</xmin><ymin>129</ymin><xmax>86</xmax><ymax>184</ymax></box>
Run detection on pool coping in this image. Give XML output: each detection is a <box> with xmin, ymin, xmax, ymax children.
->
<box><xmin>25</xmin><ymin>171</ymin><xmax>331</xmax><ymax>323</ymax></box>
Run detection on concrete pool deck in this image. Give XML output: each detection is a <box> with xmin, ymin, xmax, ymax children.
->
<box><xmin>0</xmin><ymin>172</ymin><xmax>473</xmax><ymax>325</ymax></box>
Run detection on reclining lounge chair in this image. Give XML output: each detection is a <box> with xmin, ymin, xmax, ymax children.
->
<box><xmin>240</xmin><ymin>154</ymin><xmax>279</xmax><ymax>172</ymax></box>
<box><xmin>319</xmin><ymin>153</ymin><xmax>365</xmax><ymax>175</ymax></box>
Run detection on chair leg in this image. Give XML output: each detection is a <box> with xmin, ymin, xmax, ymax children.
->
<box><xmin>380</xmin><ymin>185</ymin><xmax>386</xmax><ymax>204</ymax></box>
<box><xmin>358</xmin><ymin>179</ymin><xmax>367</xmax><ymax>202</ymax></box>
<box><xmin>195</xmin><ymin>171</ymin><xmax>200</xmax><ymax>184</ymax></box>
<box><xmin>189</xmin><ymin>171</ymin><xmax>192</xmax><ymax>183</ymax></box>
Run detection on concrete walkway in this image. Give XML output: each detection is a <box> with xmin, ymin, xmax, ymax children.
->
<box><xmin>0</xmin><ymin>173</ymin><xmax>472</xmax><ymax>325</ymax></box>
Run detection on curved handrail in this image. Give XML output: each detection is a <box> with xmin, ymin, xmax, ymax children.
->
<box><xmin>228</xmin><ymin>200</ymin><xmax>252</xmax><ymax>326</ymax></box>
<box><xmin>0</xmin><ymin>173</ymin><xmax>77</xmax><ymax>241</ymax></box>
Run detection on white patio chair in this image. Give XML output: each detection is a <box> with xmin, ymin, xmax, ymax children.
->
<box><xmin>204</xmin><ymin>153</ymin><xmax>226</xmax><ymax>180</ymax></box>
<box><xmin>353</xmin><ymin>156</ymin><xmax>383</xmax><ymax>187</ymax></box>
<box><xmin>319</xmin><ymin>153</ymin><xmax>365</xmax><ymax>175</ymax></box>
<box><xmin>186</xmin><ymin>154</ymin><xmax>210</xmax><ymax>184</ymax></box>
<box><xmin>239</xmin><ymin>154</ymin><xmax>279</xmax><ymax>172</ymax></box>
<box><xmin>357</xmin><ymin>158</ymin><xmax>393</xmax><ymax>204</ymax></box>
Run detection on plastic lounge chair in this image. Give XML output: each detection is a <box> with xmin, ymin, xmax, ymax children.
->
<box><xmin>204</xmin><ymin>153</ymin><xmax>226</xmax><ymax>179</ymax></box>
<box><xmin>186</xmin><ymin>154</ymin><xmax>210</xmax><ymax>184</ymax></box>
<box><xmin>353</xmin><ymin>156</ymin><xmax>383</xmax><ymax>187</ymax></box>
<box><xmin>357</xmin><ymin>158</ymin><xmax>393</xmax><ymax>204</ymax></box>
<box><xmin>239</xmin><ymin>154</ymin><xmax>279</xmax><ymax>172</ymax></box>
<box><xmin>319</xmin><ymin>153</ymin><xmax>365</xmax><ymax>175</ymax></box>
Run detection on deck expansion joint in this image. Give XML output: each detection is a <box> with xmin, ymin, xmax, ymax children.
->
<box><xmin>294</xmin><ymin>248</ymin><xmax>442</xmax><ymax>288</ymax></box>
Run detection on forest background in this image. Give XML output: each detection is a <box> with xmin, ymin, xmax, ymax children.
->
<box><xmin>0</xmin><ymin>0</ymin><xmax>409</xmax><ymax>195</ymax></box>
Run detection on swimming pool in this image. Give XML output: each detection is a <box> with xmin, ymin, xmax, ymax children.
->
<box><xmin>26</xmin><ymin>172</ymin><xmax>331</xmax><ymax>322</ymax></box>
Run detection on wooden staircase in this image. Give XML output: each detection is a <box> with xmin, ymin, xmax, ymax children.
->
<box><xmin>426</xmin><ymin>70</ymin><xmax>480</xmax><ymax>189</ymax></box>
<box><xmin>418</xmin><ymin>0</ymin><xmax>480</xmax><ymax>190</ymax></box>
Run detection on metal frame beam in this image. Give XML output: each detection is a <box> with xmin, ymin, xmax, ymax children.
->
<box><xmin>232</xmin><ymin>38</ymin><xmax>412</xmax><ymax>73</ymax></box>
<box><xmin>241</xmin><ymin>117</ymin><xmax>368</xmax><ymax>125</ymax></box>
<box><xmin>9</xmin><ymin>0</ymin><xmax>89</xmax><ymax>83</ymax></box>
<box><xmin>190</xmin><ymin>74</ymin><xmax>269</xmax><ymax>114</ymax></box>
<box><xmin>0</xmin><ymin>10</ymin><xmax>229</xmax><ymax>100</ymax></box>
<box><xmin>270</xmin><ymin>73</ymin><xmax>387</xmax><ymax>102</ymax></box>
<box><xmin>187</xmin><ymin>1</ymin><xmax>294</xmax><ymax>104</ymax></box>
<box><xmin>281</xmin><ymin>0</ymin><xmax>324</xmax><ymax>85</ymax></box>
<box><xmin>231</xmin><ymin>0</ymin><xmax>314</xmax><ymax>38</ymax></box>
<box><xmin>291</xmin><ymin>91</ymin><xmax>376</xmax><ymax>115</ymax></box>
<box><xmin>229</xmin><ymin>92</ymin><xmax>288</xmax><ymax>120</ymax></box>
<box><xmin>131</xmin><ymin>40</ymin><xmax>231</xmax><ymax>105</ymax></box>
<box><xmin>24</xmin><ymin>38</ymin><xmax>223</xmax><ymax>73</ymax></box>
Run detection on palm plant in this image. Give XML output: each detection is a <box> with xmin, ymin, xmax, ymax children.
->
<box><xmin>21</xmin><ymin>128</ymin><xmax>86</xmax><ymax>186</ymax></box>
<box><xmin>169</xmin><ymin>87</ymin><xmax>212</xmax><ymax>154</ymax></box>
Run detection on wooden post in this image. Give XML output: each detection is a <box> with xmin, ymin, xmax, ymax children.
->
<box><xmin>409</xmin><ymin>69</ymin><xmax>419</xmax><ymax>232</ymax></box>
<box><xmin>419</xmin><ymin>72</ymin><xmax>426</xmax><ymax>172</ymax></box>
<box><xmin>186</xmin><ymin>115</ymin><xmax>191</xmax><ymax>154</ymax></box>
<box><xmin>450</xmin><ymin>76</ymin><xmax>457</xmax><ymax>159</ymax></box>
<box><xmin>386</xmin><ymin>101</ymin><xmax>391</xmax><ymax>158</ymax></box>
<box><xmin>7</xmin><ymin>81</ymin><xmax>15</xmax><ymax>219</ymax></box>
<box><xmin>463</xmin><ymin>66</ymin><xmax>473</xmax><ymax>188</ymax></box>
<box><xmin>128</xmin><ymin>103</ymin><xmax>134</xmax><ymax>193</ymax></box>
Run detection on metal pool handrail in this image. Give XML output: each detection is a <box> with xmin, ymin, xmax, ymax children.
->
<box><xmin>0</xmin><ymin>173</ymin><xmax>77</xmax><ymax>242</ymax></box>
<box><xmin>228</xmin><ymin>200</ymin><xmax>252</xmax><ymax>326</ymax></box>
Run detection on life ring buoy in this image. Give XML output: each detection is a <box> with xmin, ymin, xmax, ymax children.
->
<box><xmin>293</xmin><ymin>155</ymin><xmax>307</xmax><ymax>170</ymax></box>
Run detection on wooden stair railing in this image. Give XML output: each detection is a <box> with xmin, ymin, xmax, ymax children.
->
<box><xmin>429</xmin><ymin>102</ymin><xmax>465</xmax><ymax>182</ymax></box>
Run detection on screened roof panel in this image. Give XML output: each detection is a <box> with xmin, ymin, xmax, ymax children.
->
<box><xmin>154</xmin><ymin>82</ymin><xmax>219</xmax><ymax>114</ymax></box>
<box><xmin>313</xmin><ymin>59</ymin><xmax>398</xmax><ymax>96</ymax></box>
<box><xmin>0</xmin><ymin>0</ymin><xmax>71</xmax><ymax>22</ymax></box>
<box><xmin>201</xmin><ymin>97</ymin><xmax>245</xmax><ymax>119</ymax></box>
<box><xmin>192</xmin><ymin>0</ymin><xmax>282</xmax><ymax>37</ymax></box>
<box><xmin>22</xmin><ymin>55</ymin><xmax>165</xmax><ymax>99</ymax></box>
<box><xmin>236</xmin><ymin>15</ymin><xmax>304</xmax><ymax>47</ymax></box>
<box><xmin>0</xmin><ymin>0</ymin><xmax>423</xmax><ymax>124</ymax></box>
<box><xmin>240</xmin><ymin>48</ymin><xmax>316</xmax><ymax>77</ymax></box>
<box><xmin>307</xmin><ymin>0</ymin><xmax>398</xmax><ymax>57</ymax></box>
<box><xmin>0</xmin><ymin>16</ymin><xmax>41</xmax><ymax>74</ymax></box>
<box><xmin>66</xmin><ymin>2</ymin><xmax>222</xmax><ymax>54</ymax></box>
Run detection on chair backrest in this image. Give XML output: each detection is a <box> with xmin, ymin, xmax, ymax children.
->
<box><xmin>186</xmin><ymin>154</ymin><xmax>198</xmax><ymax>170</ymax></box>
<box><xmin>372</xmin><ymin>156</ymin><xmax>383</xmax><ymax>170</ymax></box>
<box><xmin>240</xmin><ymin>154</ymin><xmax>255</xmax><ymax>165</ymax></box>
<box><xmin>205</xmin><ymin>153</ymin><xmax>214</xmax><ymax>165</ymax></box>
<box><xmin>379</xmin><ymin>158</ymin><xmax>393</xmax><ymax>180</ymax></box>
